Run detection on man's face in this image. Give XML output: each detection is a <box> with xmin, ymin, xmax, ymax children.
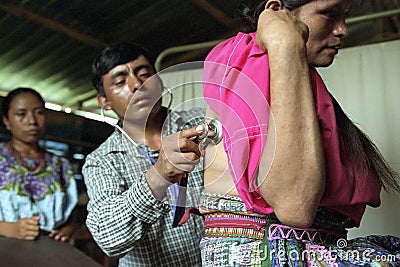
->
<box><xmin>101</xmin><ymin>55</ymin><xmax>163</xmax><ymax>122</ymax></box>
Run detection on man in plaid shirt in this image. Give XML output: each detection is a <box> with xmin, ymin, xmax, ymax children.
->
<box><xmin>83</xmin><ymin>42</ymin><xmax>205</xmax><ymax>266</ymax></box>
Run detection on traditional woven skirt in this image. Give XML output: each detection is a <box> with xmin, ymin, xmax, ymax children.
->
<box><xmin>199</xmin><ymin>193</ymin><xmax>400</xmax><ymax>267</ymax></box>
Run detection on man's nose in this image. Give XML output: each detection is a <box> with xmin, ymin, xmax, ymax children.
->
<box><xmin>127</xmin><ymin>75</ymin><xmax>142</xmax><ymax>93</ymax></box>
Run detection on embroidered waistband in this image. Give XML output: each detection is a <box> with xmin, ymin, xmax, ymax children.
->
<box><xmin>204</xmin><ymin>212</ymin><xmax>269</xmax><ymax>239</ymax></box>
<box><xmin>200</xmin><ymin>193</ymin><xmax>349</xmax><ymax>244</ymax></box>
<box><xmin>268</xmin><ymin>223</ymin><xmax>346</xmax><ymax>245</ymax></box>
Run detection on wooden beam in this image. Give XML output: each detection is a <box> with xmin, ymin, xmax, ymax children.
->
<box><xmin>192</xmin><ymin>0</ymin><xmax>236</xmax><ymax>29</ymax></box>
<box><xmin>0</xmin><ymin>3</ymin><xmax>107</xmax><ymax>49</ymax></box>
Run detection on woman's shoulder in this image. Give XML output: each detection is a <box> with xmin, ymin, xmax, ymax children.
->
<box><xmin>205</xmin><ymin>31</ymin><xmax>266</xmax><ymax>73</ymax></box>
<box><xmin>43</xmin><ymin>150</ymin><xmax>70</xmax><ymax>166</ymax></box>
<box><xmin>0</xmin><ymin>142</ymin><xmax>8</xmax><ymax>149</ymax></box>
<box><xmin>0</xmin><ymin>142</ymin><xmax>11</xmax><ymax>157</ymax></box>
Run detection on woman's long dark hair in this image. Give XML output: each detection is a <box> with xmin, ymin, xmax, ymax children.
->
<box><xmin>331</xmin><ymin>95</ymin><xmax>400</xmax><ymax>193</ymax></box>
<box><xmin>236</xmin><ymin>0</ymin><xmax>310</xmax><ymax>31</ymax></box>
<box><xmin>237</xmin><ymin>0</ymin><xmax>400</xmax><ymax>193</ymax></box>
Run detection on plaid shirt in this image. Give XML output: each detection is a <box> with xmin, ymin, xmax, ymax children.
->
<box><xmin>83</xmin><ymin>108</ymin><xmax>205</xmax><ymax>267</ymax></box>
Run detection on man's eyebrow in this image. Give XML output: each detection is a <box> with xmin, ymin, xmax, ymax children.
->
<box><xmin>110</xmin><ymin>69</ymin><xmax>129</xmax><ymax>81</ymax></box>
<box><xmin>133</xmin><ymin>64</ymin><xmax>154</xmax><ymax>74</ymax></box>
<box><xmin>109</xmin><ymin>64</ymin><xmax>154</xmax><ymax>81</ymax></box>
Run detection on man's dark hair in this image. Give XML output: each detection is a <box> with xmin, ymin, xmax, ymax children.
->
<box><xmin>91</xmin><ymin>42</ymin><xmax>155</xmax><ymax>96</ymax></box>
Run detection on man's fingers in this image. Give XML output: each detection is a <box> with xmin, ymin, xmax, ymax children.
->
<box><xmin>177</xmin><ymin>138</ymin><xmax>202</xmax><ymax>155</ymax></box>
<box><xmin>157</xmin><ymin>124</ymin><xmax>205</xmax><ymax>181</ymax></box>
<box><xmin>179</xmin><ymin>124</ymin><xmax>205</xmax><ymax>139</ymax></box>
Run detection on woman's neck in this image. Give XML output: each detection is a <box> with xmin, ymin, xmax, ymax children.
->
<box><xmin>9</xmin><ymin>139</ymin><xmax>42</xmax><ymax>159</ymax></box>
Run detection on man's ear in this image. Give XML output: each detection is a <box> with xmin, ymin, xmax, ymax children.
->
<box><xmin>2</xmin><ymin>116</ymin><xmax>10</xmax><ymax>131</ymax></box>
<box><xmin>265</xmin><ymin>0</ymin><xmax>283</xmax><ymax>11</ymax></box>
<box><xmin>97</xmin><ymin>94</ymin><xmax>112</xmax><ymax>110</ymax></box>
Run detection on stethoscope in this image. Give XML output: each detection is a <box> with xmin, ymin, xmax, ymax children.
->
<box><xmin>100</xmin><ymin>86</ymin><xmax>223</xmax><ymax>148</ymax></box>
<box><xmin>100</xmin><ymin>85</ymin><xmax>223</xmax><ymax>226</ymax></box>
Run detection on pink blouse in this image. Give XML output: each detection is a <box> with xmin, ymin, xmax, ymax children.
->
<box><xmin>203</xmin><ymin>32</ymin><xmax>381</xmax><ymax>226</ymax></box>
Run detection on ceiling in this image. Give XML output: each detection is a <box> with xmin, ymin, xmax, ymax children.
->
<box><xmin>0</xmin><ymin>0</ymin><xmax>399</xmax><ymax>116</ymax></box>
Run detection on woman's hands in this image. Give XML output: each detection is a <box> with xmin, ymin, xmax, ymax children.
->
<box><xmin>49</xmin><ymin>223</ymin><xmax>75</xmax><ymax>242</ymax></box>
<box><xmin>0</xmin><ymin>216</ymin><xmax>40</xmax><ymax>240</ymax></box>
<box><xmin>0</xmin><ymin>212</ymin><xmax>76</xmax><ymax>242</ymax></box>
<box><xmin>0</xmin><ymin>216</ymin><xmax>75</xmax><ymax>242</ymax></box>
<box><xmin>256</xmin><ymin>2</ymin><xmax>309</xmax><ymax>53</ymax></box>
<box><xmin>49</xmin><ymin>208</ymin><xmax>77</xmax><ymax>242</ymax></box>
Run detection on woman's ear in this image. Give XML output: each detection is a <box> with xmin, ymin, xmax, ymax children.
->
<box><xmin>2</xmin><ymin>116</ymin><xmax>10</xmax><ymax>131</ymax></box>
<box><xmin>97</xmin><ymin>94</ymin><xmax>112</xmax><ymax>110</ymax></box>
<box><xmin>265</xmin><ymin>0</ymin><xmax>283</xmax><ymax>11</ymax></box>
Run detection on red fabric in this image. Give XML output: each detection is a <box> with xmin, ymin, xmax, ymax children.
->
<box><xmin>178</xmin><ymin>208</ymin><xmax>202</xmax><ymax>227</ymax></box>
<box><xmin>203</xmin><ymin>32</ymin><xmax>381</xmax><ymax>226</ymax></box>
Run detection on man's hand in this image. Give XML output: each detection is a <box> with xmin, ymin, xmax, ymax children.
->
<box><xmin>145</xmin><ymin>124</ymin><xmax>205</xmax><ymax>200</ymax></box>
<box><xmin>154</xmin><ymin>124</ymin><xmax>205</xmax><ymax>183</ymax></box>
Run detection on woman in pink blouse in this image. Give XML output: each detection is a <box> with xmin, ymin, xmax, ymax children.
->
<box><xmin>200</xmin><ymin>0</ymin><xmax>400</xmax><ymax>266</ymax></box>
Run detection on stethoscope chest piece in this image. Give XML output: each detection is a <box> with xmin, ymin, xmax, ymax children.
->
<box><xmin>197</xmin><ymin>119</ymin><xmax>223</xmax><ymax>145</ymax></box>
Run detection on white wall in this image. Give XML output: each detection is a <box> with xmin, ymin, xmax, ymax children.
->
<box><xmin>159</xmin><ymin>63</ymin><xmax>205</xmax><ymax>111</ymax></box>
<box><xmin>318</xmin><ymin>39</ymin><xmax>400</xmax><ymax>238</ymax></box>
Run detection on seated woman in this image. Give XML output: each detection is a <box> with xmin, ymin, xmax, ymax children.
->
<box><xmin>0</xmin><ymin>87</ymin><xmax>78</xmax><ymax>241</ymax></box>
<box><xmin>200</xmin><ymin>0</ymin><xmax>400</xmax><ymax>266</ymax></box>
